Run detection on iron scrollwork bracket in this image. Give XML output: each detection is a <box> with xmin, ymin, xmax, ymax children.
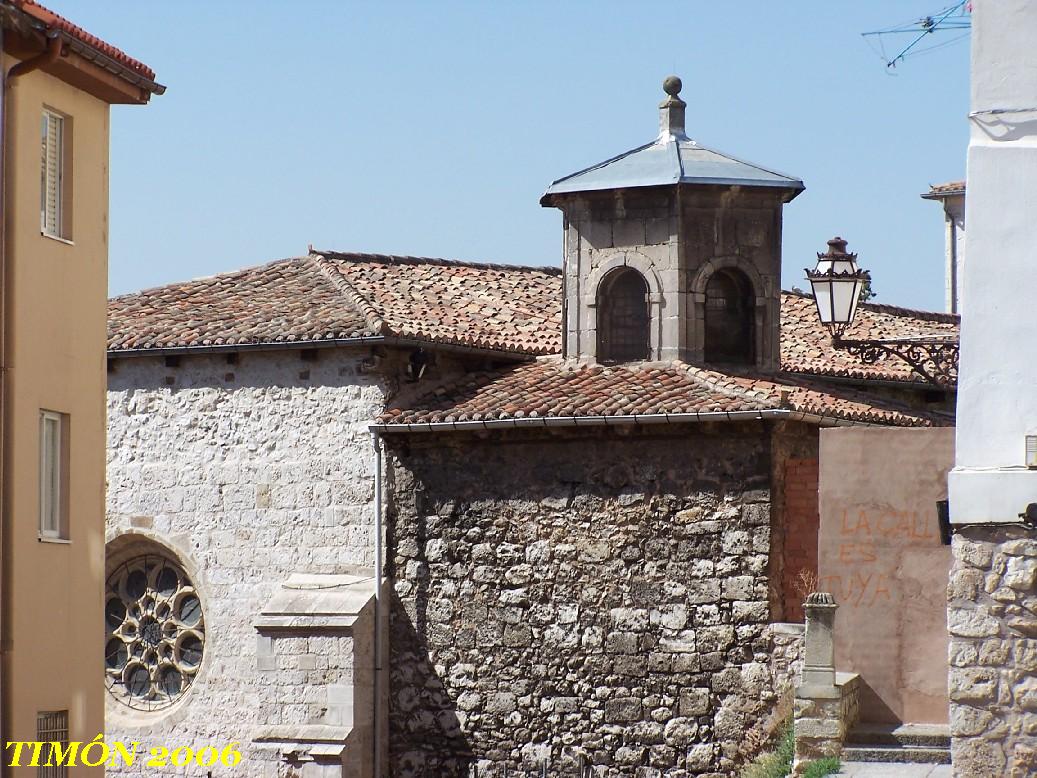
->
<box><xmin>832</xmin><ymin>336</ymin><xmax>959</xmax><ymax>387</ymax></box>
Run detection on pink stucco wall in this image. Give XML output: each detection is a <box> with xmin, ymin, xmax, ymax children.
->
<box><xmin>818</xmin><ymin>427</ymin><xmax>954</xmax><ymax>725</ymax></box>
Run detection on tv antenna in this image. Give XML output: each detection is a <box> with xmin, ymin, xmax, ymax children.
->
<box><xmin>862</xmin><ymin>1</ymin><xmax>971</xmax><ymax>70</ymax></box>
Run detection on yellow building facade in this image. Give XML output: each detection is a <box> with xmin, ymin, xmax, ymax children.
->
<box><xmin>0</xmin><ymin>2</ymin><xmax>161</xmax><ymax>773</ymax></box>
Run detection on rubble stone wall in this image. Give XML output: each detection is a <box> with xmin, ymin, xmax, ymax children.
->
<box><xmin>948</xmin><ymin>527</ymin><xmax>1037</xmax><ymax>778</ymax></box>
<box><xmin>385</xmin><ymin>424</ymin><xmax>794</xmax><ymax>777</ymax></box>
<box><xmin>105</xmin><ymin>349</ymin><xmax>382</xmax><ymax>776</ymax></box>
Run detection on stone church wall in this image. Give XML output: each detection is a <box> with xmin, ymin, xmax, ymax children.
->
<box><xmin>948</xmin><ymin>527</ymin><xmax>1037</xmax><ymax>778</ymax></box>
<box><xmin>384</xmin><ymin>424</ymin><xmax>793</xmax><ymax>777</ymax></box>
<box><xmin>105</xmin><ymin>349</ymin><xmax>383</xmax><ymax>776</ymax></box>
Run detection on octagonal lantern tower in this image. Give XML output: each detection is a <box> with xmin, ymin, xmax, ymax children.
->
<box><xmin>541</xmin><ymin>76</ymin><xmax>804</xmax><ymax>370</ymax></box>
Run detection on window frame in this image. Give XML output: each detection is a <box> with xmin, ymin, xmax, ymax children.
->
<box><xmin>39</xmin><ymin>410</ymin><xmax>69</xmax><ymax>541</ymax></box>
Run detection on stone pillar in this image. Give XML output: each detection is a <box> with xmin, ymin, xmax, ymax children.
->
<box><xmin>793</xmin><ymin>593</ymin><xmax>860</xmax><ymax>775</ymax></box>
<box><xmin>800</xmin><ymin>593</ymin><xmax>837</xmax><ymax>690</ymax></box>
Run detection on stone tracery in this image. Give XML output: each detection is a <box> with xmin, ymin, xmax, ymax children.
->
<box><xmin>105</xmin><ymin>552</ymin><xmax>204</xmax><ymax>711</ymax></box>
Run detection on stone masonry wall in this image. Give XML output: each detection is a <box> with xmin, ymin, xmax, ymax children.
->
<box><xmin>105</xmin><ymin>349</ymin><xmax>382</xmax><ymax>777</ymax></box>
<box><xmin>385</xmin><ymin>424</ymin><xmax>791</xmax><ymax>777</ymax></box>
<box><xmin>948</xmin><ymin>527</ymin><xmax>1037</xmax><ymax>778</ymax></box>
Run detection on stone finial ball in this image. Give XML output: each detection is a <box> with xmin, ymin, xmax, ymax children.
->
<box><xmin>663</xmin><ymin>75</ymin><xmax>682</xmax><ymax>97</ymax></box>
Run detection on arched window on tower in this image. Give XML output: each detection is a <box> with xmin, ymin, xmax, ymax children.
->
<box><xmin>596</xmin><ymin>267</ymin><xmax>650</xmax><ymax>363</ymax></box>
<box><xmin>704</xmin><ymin>268</ymin><xmax>754</xmax><ymax>365</ymax></box>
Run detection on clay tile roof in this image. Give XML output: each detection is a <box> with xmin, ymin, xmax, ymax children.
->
<box><xmin>781</xmin><ymin>291</ymin><xmax>959</xmax><ymax>384</ymax></box>
<box><xmin>108</xmin><ymin>253</ymin><xmax>959</xmax><ymax>388</ymax></box>
<box><xmin>376</xmin><ymin>359</ymin><xmax>950</xmax><ymax>429</ymax></box>
<box><xmin>107</xmin><ymin>258</ymin><xmax>375</xmax><ymax>352</ymax></box>
<box><xmin>314</xmin><ymin>252</ymin><xmax>562</xmax><ymax>355</ymax></box>
<box><xmin>108</xmin><ymin>253</ymin><xmax>562</xmax><ymax>355</ymax></box>
<box><xmin>922</xmin><ymin>180</ymin><xmax>966</xmax><ymax>198</ymax></box>
<box><xmin>15</xmin><ymin>0</ymin><xmax>156</xmax><ymax>81</ymax></box>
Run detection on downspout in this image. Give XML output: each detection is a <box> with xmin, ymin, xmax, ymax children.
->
<box><xmin>7</xmin><ymin>30</ymin><xmax>61</xmax><ymax>80</ymax></box>
<box><xmin>0</xmin><ymin>26</ymin><xmax>6</xmax><ymax>776</ymax></box>
<box><xmin>0</xmin><ymin>29</ymin><xmax>62</xmax><ymax>773</ymax></box>
<box><xmin>371</xmin><ymin>431</ymin><xmax>384</xmax><ymax>778</ymax></box>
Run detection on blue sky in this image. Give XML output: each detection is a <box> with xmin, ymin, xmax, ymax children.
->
<box><xmin>60</xmin><ymin>1</ymin><xmax>969</xmax><ymax>310</ymax></box>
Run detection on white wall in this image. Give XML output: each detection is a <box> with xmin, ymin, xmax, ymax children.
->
<box><xmin>105</xmin><ymin>349</ymin><xmax>383</xmax><ymax>776</ymax></box>
<box><xmin>943</xmin><ymin>195</ymin><xmax>965</xmax><ymax>315</ymax></box>
<box><xmin>949</xmin><ymin>0</ymin><xmax>1037</xmax><ymax>522</ymax></box>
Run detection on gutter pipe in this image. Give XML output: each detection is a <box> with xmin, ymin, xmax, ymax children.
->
<box><xmin>368</xmin><ymin>407</ymin><xmax>875</xmax><ymax>434</ymax></box>
<box><xmin>0</xmin><ymin>28</ymin><xmax>62</xmax><ymax>774</ymax></box>
<box><xmin>54</xmin><ymin>32</ymin><xmax>165</xmax><ymax>96</ymax></box>
<box><xmin>106</xmin><ymin>335</ymin><xmax>537</xmax><ymax>364</ymax></box>
<box><xmin>6</xmin><ymin>28</ymin><xmax>60</xmax><ymax>80</ymax></box>
<box><xmin>371</xmin><ymin>431</ymin><xmax>384</xmax><ymax>778</ymax></box>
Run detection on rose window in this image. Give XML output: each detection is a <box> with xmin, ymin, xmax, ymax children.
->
<box><xmin>105</xmin><ymin>553</ymin><xmax>204</xmax><ymax>711</ymax></box>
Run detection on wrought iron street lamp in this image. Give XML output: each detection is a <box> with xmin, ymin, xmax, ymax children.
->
<box><xmin>805</xmin><ymin>237</ymin><xmax>867</xmax><ymax>339</ymax></box>
<box><xmin>805</xmin><ymin>237</ymin><xmax>960</xmax><ymax>387</ymax></box>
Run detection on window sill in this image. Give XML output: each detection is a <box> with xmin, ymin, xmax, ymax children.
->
<box><xmin>38</xmin><ymin>535</ymin><xmax>71</xmax><ymax>545</ymax></box>
<box><xmin>40</xmin><ymin>232</ymin><xmax>74</xmax><ymax>246</ymax></box>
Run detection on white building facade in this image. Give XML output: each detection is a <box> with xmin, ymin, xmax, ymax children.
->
<box><xmin>106</xmin><ymin>349</ymin><xmax>384</xmax><ymax>777</ymax></box>
<box><xmin>946</xmin><ymin>1</ymin><xmax>1037</xmax><ymax>775</ymax></box>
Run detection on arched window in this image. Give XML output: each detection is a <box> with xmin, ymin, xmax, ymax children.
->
<box><xmin>597</xmin><ymin>267</ymin><xmax>650</xmax><ymax>363</ymax></box>
<box><xmin>704</xmin><ymin>268</ymin><xmax>754</xmax><ymax>365</ymax></box>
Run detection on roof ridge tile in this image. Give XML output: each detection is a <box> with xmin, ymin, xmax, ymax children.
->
<box><xmin>308</xmin><ymin>254</ymin><xmax>390</xmax><ymax>336</ymax></box>
<box><xmin>312</xmin><ymin>249</ymin><xmax>561</xmax><ymax>276</ymax></box>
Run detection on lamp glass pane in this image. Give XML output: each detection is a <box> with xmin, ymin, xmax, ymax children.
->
<box><xmin>847</xmin><ymin>282</ymin><xmax>863</xmax><ymax>323</ymax></box>
<box><xmin>830</xmin><ymin>278</ymin><xmax>861</xmax><ymax>325</ymax></box>
<box><xmin>810</xmin><ymin>279</ymin><xmax>834</xmax><ymax>324</ymax></box>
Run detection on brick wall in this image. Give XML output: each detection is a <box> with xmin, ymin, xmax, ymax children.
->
<box><xmin>781</xmin><ymin>458</ymin><xmax>819</xmax><ymax>623</ymax></box>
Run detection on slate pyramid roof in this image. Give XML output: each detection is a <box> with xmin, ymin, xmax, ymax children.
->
<box><xmin>542</xmin><ymin>76</ymin><xmax>803</xmax><ymax>203</ymax></box>
<box><xmin>542</xmin><ymin>137</ymin><xmax>805</xmax><ymax>201</ymax></box>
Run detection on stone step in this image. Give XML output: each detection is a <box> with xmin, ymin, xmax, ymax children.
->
<box><xmin>846</xmin><ymin>723</ymin><xmax>951</xmax><ymax>749</ymax></box>
<box><xmin>841</xmin><ymin>745</ymin><xmax>951</xmax><ymax>765</ymax></box>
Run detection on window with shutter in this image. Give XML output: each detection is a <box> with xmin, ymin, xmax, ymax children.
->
<box><xmin>40</xmin><ymin>111</ymin><xmax>65</xmax><ymax>238</ymax></box>
<box><xmin>39</xmin><ymin>410</ymin><xmax>68</xmax><ymax>540</ymax></box>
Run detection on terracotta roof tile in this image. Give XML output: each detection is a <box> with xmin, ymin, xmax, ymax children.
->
<box><xmin>780</xmin><ymin>291</ymin><xmax>959</xmax><ymax>384</ymax></box>
<box><xmin>108</xmin><ymin>253</ymin><xmax>562</xmax><ymax>355</ymax></box>
<box><xmin>107</xmin><ymin>257</ymin><xmax>375</xmax><ymax>351</ymax></box>
<box><xmin>15</xmin><ymin>0</ymin><xmax>156</xmax><ymax>80</ymax></box>
<box><xmin>314</xmin><ymin>251</ymin><xmax>561</xmax><ymax>355</ymax></box>
<box><xmin>109</xmin><ymin>255</ymin><xmax>959</xmax><ymax>391</ymax></box>
<box><xmin>926</xmin><ymin>180</ymin><xmax>966</xmax><ymax>195</ymax></box>
<box><xmin>377</xmin><ymin>359</ymin><xmax>949</xmax><ymax>429</ymax></box>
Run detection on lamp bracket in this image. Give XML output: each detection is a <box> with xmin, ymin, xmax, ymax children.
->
<box><xmin>831</xmin><ymin>335</ymin><xmax>959</xmax><ymax>387</ymax></box>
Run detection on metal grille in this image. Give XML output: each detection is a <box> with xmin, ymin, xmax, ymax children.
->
<box><xmin>597</xmin><ymin>268</ymin><xmax>650</xmax><ymax>363</ymax></box>
<box><xmin>36</xmin><ymin>710</ymin><xmax>68</xmax><ymax>778</ymax></box>
<box><xmin>704</xmin><ymin>269</ymin><xmax>753</xmax><ymax>365</ymax></box>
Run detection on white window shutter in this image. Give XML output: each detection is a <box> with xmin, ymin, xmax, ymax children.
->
<box><xmin>40</xmin><ymin>111</ymin><xmax>62</xmax><ymax>236</ymax></box>
<box><xmin>39</xmin><ymin>411</ymin><xmax>62</xmax><ymax>537</ymax></box>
